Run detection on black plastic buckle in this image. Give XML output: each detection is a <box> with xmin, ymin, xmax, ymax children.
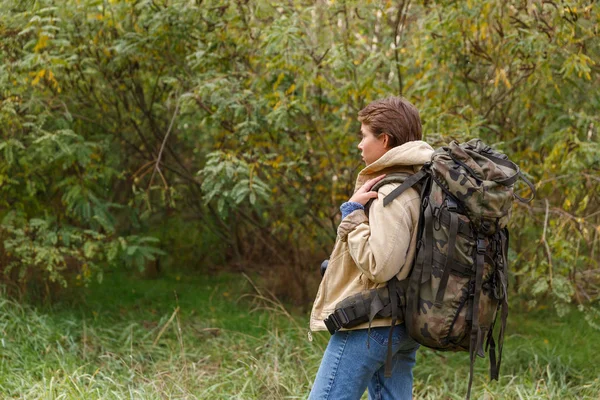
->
<box><xmin>416</xmin><ymin>239</ymin><xmax>424</xmax><ymax>250</ymax></box>
<box><xmin>324</xmin><ymin>315</ymin><xmax>339</xmax><ymax>335</ymax></box>
<box><xmin>324</xmin><ymin>309</ymin><xmax>351</xmax><ymax>335</ymax></box>
<box><xmin>477</xmin><ymin>238</ymin><xmax>487</xmax><ymax>254</ymax></box>
<box><xmin>446</xmin><ymin>198</ymin><xmax>458</xmax><ymax>212</ymax></box>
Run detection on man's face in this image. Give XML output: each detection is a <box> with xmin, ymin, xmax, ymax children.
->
<box><xmin>358</xmin><ymin>124</ymin><xmax>389</xmax><ymax>166</ymax></box>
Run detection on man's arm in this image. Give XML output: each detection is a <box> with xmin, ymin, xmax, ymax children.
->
<box><xmin>338</xmin><ymin>187</ymin><xmax>419</xmax><ymax>283</ymax></box>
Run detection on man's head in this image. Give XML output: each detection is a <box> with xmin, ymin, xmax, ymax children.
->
<box><xmin>358</xmin><ymin>96</ymin><xmax>422</xmax><ymax>149</ymax></box>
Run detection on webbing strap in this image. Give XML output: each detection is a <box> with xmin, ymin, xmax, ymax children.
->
<box><xmin>406</xmin><ymin>240</ymin><xmax>425</xmax><ymax>332</ymax></box>
<box><xmin>437</xmin><ymin>207</ymin><xmax>473</xmax><ymax>237</ymax></box>
<box><xmin>421</xmin><ymin>203</ymin><xmax>435</xmax><ymax>284</ymax></box>
<box><xmin>432</xmin><ymin>250</ymin><xmax>473</xmax><ymax>276</ymax></box>
<box><xmin>366</xmin><ymin>290</ymin><xmax>387</xmax><ymax>349</ymax></box>
<box><xmin>496</xmin><ymin>230</ymin><xmax>510</xmax><ymax>378</ymax></box>
<box><xmin>365</xmin><ymin>172</ymin><xmax>411</xmax><ymax>215</ymax></box>
<box><xmin>467</xmin><ymin>237</ymin><xmax>485</xmax><ymax>400</ymax></box>
<box><xmin>513</xmin><ymin>172</ymin><xmax>536</xmax><ymax>203</ymax></box>
<box><xmin>405</xmin><ymin>176</ymin><xmax>431</xmax><ymax>340</ymax></box>
<box><xmin>354</xmin><ymin>296</ymin><xmax>366</xmax><ymax>321</ymax></box>
<box><xmin>383</xmin><ymin>169</ymin><xmax>428</xmax><ymax>207</ymax></box>
<box><xmin>488</xmin><ymin>335</ymin><xmax>498</xmax><ymax>379</ymax></box>
<box><xmin>475</xmin><ymin>152</ymin><xmax>520</xmax><ymax>186</ymax></box>
<box><xmin>476</xmin><ymin>151</ymin><xmax>535</xmax><ymax>203</ymax></box>
<box><xmin>384</xmin><ymin>278</ymin><xmax>399</xmax><ymax>377</ymax></box>
<box><xmin>435</xmin><ymin>211</ymin><xmax>459</xmax><ymax>307</ymax></box>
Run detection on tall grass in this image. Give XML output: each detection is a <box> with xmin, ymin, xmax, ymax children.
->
<box><xmin>0</xmin><ymin>273</ymin><xmax>598</xmax><ymax>399</ymax></box>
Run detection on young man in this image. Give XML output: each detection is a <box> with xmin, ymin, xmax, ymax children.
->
<box><xmin>309</xmin><ymin>97</ymin><xmax>434</xmax><ymax>400</ymax></box>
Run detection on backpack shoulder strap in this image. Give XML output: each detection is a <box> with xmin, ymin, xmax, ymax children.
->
<box><xmin>371</xmin><ymin>172</ymin><xmax>412</xmax><ymax>192</ymax></box>
<box><xmin>364</xmin><ymin>172</ymin><xmax>411</xmax><ymax>215</ymax></box>
<box><xmin>382</xmin><ymin>168</ymin><xmax>429</xmax><ymax>207</ymax></box>
<box><xmin>364</xmin><ymin>168</ymin><xmax>430</xmax><ymax>215</ymax></box>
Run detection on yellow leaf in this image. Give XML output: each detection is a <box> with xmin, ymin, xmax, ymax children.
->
<box><xmin>34</xmin><ymin>34</ymin><xmax>49</xmax><ymax>52</ymax></box>
<box><xmin>285</xmin><ymin>84</ymin><xmax>296</xmax><ymax>95</ymax></box>
<box><xmin>31</xmin><ymin>69</ymin><xmax>46</xmax><ymax>86</ymax></box>
<box><xmin>273</xmin><ymin>72</ymin><xmax>284</xmax><ymax>91</ymax></box>
<box><xmin>501</xmin><ymin>69</ymin><xmax>511</xmax><ymax>89</ymax></box>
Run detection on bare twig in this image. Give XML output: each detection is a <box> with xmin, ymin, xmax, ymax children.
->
<box><xmin>149</xmin><ymin>94</ymin><xmax>182</xmax><ymax>190</ymax></box>
<box><xmin>132</xmin><ymin>160</ymin><xmax>156</xmax><ymax>179</ymax></box>
<box><xmin>516</xmin><ymin>201</ymin><xmax>599</xmax><ymax>227</ymax></box>
<box><xmin>393</xmin><ymin>0</ymin><xmax>410</xmax><ymax>95</ymax></box>
<box><xmin>153</xmin><ymin>307</ymin><xmax>180</xmax><ymax>346</ymax></box>
<box><xmin>541</xmin><ymin>199</ymin><xmax>553</xmax><ymax>288</ymax></box>
<box><xmin>535</xmin><ymin>174</ymin><xmax>578</xmax><ymax>187</ymax></box>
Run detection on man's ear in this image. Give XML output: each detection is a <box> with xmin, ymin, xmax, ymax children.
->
<box><xmin>382</xmin><ymin>134</ymin><xmax>390</xmax><ymax>148</ymax></box>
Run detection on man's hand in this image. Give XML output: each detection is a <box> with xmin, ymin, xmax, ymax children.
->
<box><xmin>348</xmin><ymin>174</ymin><xmax>386</xmax><ymax>206</ymax></box>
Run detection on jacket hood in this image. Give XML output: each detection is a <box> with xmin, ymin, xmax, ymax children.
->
<box><xmin>355</xmin><ymin>140</ymin><xmax>434</xmax><ymax>190</ymax></box>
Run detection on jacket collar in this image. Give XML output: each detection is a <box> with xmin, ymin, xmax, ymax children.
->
<box><xmin>355</xmin><ymin>140</ymin><xmax>434</xmax><ymax>190</ymax></box>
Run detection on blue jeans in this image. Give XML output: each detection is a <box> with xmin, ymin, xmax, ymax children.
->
<box><xmin>309</xmin><ymin>324</ymin><xmax>419</xmax><ymax>400</ymax></box>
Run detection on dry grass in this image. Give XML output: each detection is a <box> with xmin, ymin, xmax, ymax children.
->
<box><xmin>0</xmin><ymin>273</ymin><xmax>598</xmax><ymax>399</ymax></box>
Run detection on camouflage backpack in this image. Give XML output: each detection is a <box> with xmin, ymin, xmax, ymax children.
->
<box><xmin>387</xmin><ymin>139</ymin><xmax>534</xmax><ymax>397</ymax></box>
<box><xmin>324</xmin><ymin>139</ymin><xmax>534</xmax><ymax>399</ymax></box>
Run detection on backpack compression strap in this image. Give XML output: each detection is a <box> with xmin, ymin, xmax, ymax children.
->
<box><xmin>483</xmin><ymin>229</ymin><xmax>509</xmax><ymax>383</ymax></box>
<box><xmin>475</xmin><ymin>151</ymin><xmax>536</xmax><ymax>203</ymax></box>
<box><xmin>467</xmin><ymin>235</ymin><xmax>487</xmax><ymax>400</ymax></box>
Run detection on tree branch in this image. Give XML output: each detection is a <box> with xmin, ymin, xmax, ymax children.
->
<box><xmin>149</xmin><ymin>95</ymin><xmax>181</xmax><ymax>190</ymax></box>
<box><xmin>541</xmin><ymin>199</ymin><xmax>553</xmax><ymax>288</ymax></box>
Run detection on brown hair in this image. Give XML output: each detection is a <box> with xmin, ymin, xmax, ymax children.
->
<box><xmin>357</xmin><ymin>96</ymin><xmax>422</xmax><ymax>148</ymax></box>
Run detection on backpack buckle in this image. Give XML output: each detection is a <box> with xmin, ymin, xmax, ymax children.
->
<box><xmin>324</xmin><ymin>309</ymin><xmax>350</xmax><ymax>335</ymax></box>
<box><xmin>446</xmin><ymin>198</ymin><xmax>458</xmax><ymax>212</ymax></box>
<box><xmin>324</xmin><ymin>314</ymin><xmax>340</xmax><ymax>335</ymax></box>
<box><xmin>476</xmin><ymin>239</ymin><xmax>487</xmax><ymax>254</ymax></box>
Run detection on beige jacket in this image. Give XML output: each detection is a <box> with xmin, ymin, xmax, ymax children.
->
<box><xmin>310</xmin><ymin>140</ymin><xmax>434</xmax><ymax>332</ymax></box>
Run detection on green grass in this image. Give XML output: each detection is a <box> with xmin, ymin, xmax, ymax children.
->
<box><xmin>0</xmin><ymin>272</ymin><xmax>598</xmax><ymax>399</ymax></box>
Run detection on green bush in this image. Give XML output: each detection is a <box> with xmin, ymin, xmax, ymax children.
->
<box><xmin>0</xmin><ymin>0</ymin><xmax>597</xmax><ymax>320</ymax></box>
